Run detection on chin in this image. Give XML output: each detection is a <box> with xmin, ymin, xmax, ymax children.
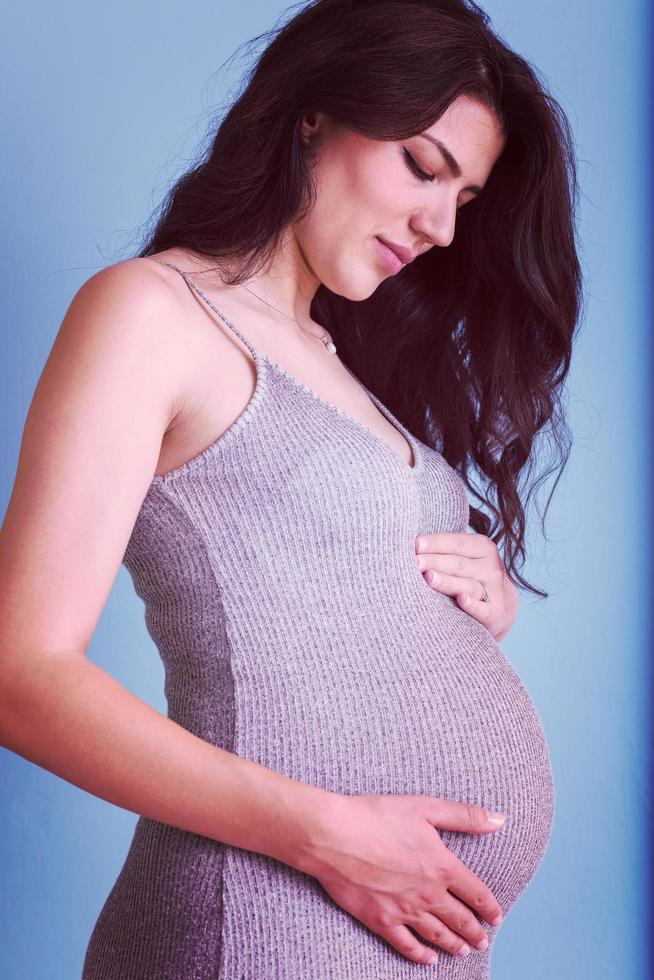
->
<box><xmin>321</xmin><ymin>266</ymin><xmax>384</xmax><ymax>302</ymax></box>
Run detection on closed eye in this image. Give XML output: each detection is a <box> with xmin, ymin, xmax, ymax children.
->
<box><xmin>403</xmin><ymin>147</ymin><xmax>465</xmax><ymax>211</ymax></box>
<box><xmin>403</xmin><ymin>147</ymin><xmax>433</xmax><ymax>183</ymax></box>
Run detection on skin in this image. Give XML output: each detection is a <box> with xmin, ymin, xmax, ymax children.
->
<box><xmin>291</xmin><ymin>93</ymin><xmax>504</xmax><ymax>309</ymax></box>
<box><xmin>155</xmin><ymin>93</ymin><xmax>518</xmax><ymax>631</ymax></box>
<box><xmin>415</xmin><ymin>532</ymin><xmax>520</xmax><ymax>642</ymax></box>
<box><xmin>146</xmin><ymin>96</ymin><xmax>520</xmax><ymax>961</ymax></box>
<box><xmin>294</xmin><ymin>95</ymin><xmax>518</xmax><ymax>629</ymax></box>
<box><xmin>0</xmin><ymin>94</ymin><xmax>517</xmax><ymax>971</ymax></box>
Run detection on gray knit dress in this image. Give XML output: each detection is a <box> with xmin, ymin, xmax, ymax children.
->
<box><xmin>82</xmin><ymin>262</ymin><xmax>555</xmax><ymax>980</ymax></box>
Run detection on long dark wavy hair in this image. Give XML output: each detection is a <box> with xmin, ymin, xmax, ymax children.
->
<box><xmin>134</xmin><ymin>0</ymin><xmax>584</xmax><ymax>599</ymax></box>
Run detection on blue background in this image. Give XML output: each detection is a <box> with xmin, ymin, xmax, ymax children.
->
<box><xmin>0</xmin><ymin>2</ymin><xmax>651</xmax><ymax>978</ymax></box>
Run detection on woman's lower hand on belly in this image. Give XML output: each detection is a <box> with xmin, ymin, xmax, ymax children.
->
<box><xmin>301</xmin><ymin>792</ymin><xmax>506</xmax><ymax>966</ymax></box>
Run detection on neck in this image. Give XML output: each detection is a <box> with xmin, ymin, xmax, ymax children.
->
<box><xmin>183</xmin><ymin>231</ymin><xmax>321</xmax><ymax>331</ymax></box>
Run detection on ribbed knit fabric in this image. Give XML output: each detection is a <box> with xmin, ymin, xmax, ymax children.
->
<box><xmin>82</xmin><ymin>262</ymin><xmax>555</xmax><ymax>980</ymax></box>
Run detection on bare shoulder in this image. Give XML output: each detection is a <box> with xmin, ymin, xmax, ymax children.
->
<box><xmin>0</xmin><ymin>257</ymin><xmax>199</xmax><ymax>660</ymax></box>
<box><xmin>74</xmin><ymin>255</ymin><xmax>186</xmax><ymax>319</ymax></box>
<box><xmin>67</xmin><ymin>256</ymin><xmax>197</xmax><ymax>431</ymax></box>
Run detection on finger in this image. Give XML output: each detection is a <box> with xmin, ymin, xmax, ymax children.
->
<box><xmin>423</xmin><ymin>568</ymin><xmax>488</xmax><ymax>608</ymax></box>
<box><xmin>422</xmin><ymin>797</ymin><xmax>506</xmax><ymax>836</ymax></box>
<box><xmin>457</xmin><ymin>590</ymin><xmax>495</xmax><ymax>625</ymax></box>
<box><xmin>379</xmin><ymin>922</ymin><xmax>440</xmax><ymax>965</ymax></box>
<box><xmin>417</xmin><ymin>552</ymin><xmax>481</xmax><ymax>580</ymax></box>
<box><xmin>429</xmin><ymin>571</ymin><xmax>505</xmax><ymax>636</ymax></box>
<box><xmin>416</xmin><ymin>531</ymin><xmax>489</xmax><ymax>559</ymax></box>
<box><xmin>418</xmin><ymin>550</ymin><xmax>504</xmax><ymax>584</ymax></box>
<box><xmin>421</xmin><ymin>893</ymin><xmax>491</xmax><ymax>951</ymax></box>
<box><xmin>446</xmin><ymin>866</ymin><xmax>504</xmax><ymax>929</ymax></box>
<box><xmin>410</xmin><ymin>909</ymin><xmax>477</xmax><ymax>958</ymax></box>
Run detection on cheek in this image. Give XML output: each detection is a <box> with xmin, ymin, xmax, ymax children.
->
<box><xmin>346</xmin><ymin>153</ymin><xmax>401</xmax><ymax>223</ymax></box>
<box><xmin>296</xmin><ymin>147</ymin><xmax>402</xmax><ymax>289</ymax></box>
<box><xmin>299</xmin><ymin>160</ymin><xmax>370</xmax><ymax>256</ymax></box>
<box><xmin>320</xmin><ymin>139</ymin><xmax>399</xmax><ymax>224</ymax></box>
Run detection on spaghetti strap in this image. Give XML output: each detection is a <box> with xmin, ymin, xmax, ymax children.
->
<box><xmin>154</xmin><ymin>260</ymin><xmax>259</xmax><ymax>359</ymax></box>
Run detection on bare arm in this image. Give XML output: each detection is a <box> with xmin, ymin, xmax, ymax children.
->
<box><xmin>0</xmin><ymin>651</ymin><xmax>334</xmax><ymax>870</ymax></box>
<box><xmin>0</xmin><ymin>259</ymin><xmax>337</xmax><ymax>873</ymax></box>
<box><xmin>0</xmin><ymin>259</ymin><xmax>506</xmax><ymax>968</ymax></box>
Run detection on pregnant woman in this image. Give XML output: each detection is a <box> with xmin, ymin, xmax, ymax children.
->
<box><xmin>0</xmin><ymin>1</ymin><xmax>581</xmax><ymax>977</ymax></box>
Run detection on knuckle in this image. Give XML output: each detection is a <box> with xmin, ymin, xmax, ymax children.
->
<box><xmin>439</xmin><ymin>866</ymin><xmax>455</xmax><ymax>889</ymax></box>
<box><xmin>373</xmin><ymin>910</ymin><xmax>394</xmax><ymax>931</ymax></box>
<box><xmin>427</xmin><ymin>921</ymin><xmax>462</xmax><ymax>955</ymax></box>
<box><xmin>396</xmin><ymin>939</ymin><xmax>417</xmax><ymax>957</ymax></box>
<box><xmin>396</xmin><ymin>896</ymin><xmax>415</xmax><ymax>917</ymax></box>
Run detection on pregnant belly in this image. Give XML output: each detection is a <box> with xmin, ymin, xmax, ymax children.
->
<box><xmin>232</xmin><ymin>587</ymin><xmax>556</xmax><ymax>920</ymax></box>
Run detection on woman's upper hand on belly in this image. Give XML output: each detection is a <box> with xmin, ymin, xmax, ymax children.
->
<box><xmin>415</xmin><ymin>531</ymin><xmax>519</xmax><ymax>642</ymax></box>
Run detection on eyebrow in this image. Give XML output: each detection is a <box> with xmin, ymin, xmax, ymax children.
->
<box><xmin>418</xmin><ymin>134</ymin><xmax>484</xmax><ymax>195</ymax></box>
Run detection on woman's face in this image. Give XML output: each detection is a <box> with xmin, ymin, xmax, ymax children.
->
<box><xmin>295</xmin><ymin>95</ymin><xmax>506</xmax><ymax>300</ymax></box>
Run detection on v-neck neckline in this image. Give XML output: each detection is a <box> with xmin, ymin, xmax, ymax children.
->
<box><xmin>256</xmin><ymin>350</ymin><xmax>421</xmax><ymax>474</ymax></box>
<box><xmin>150</xmin><ymin>258</ymin><xmax>422</xmax><ymax>476</ymax></box>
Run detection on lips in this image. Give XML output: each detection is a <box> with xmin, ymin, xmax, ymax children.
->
<box><xmin>376</xmin><ymin>238</ymin><xmax>415</xmax><ymax>265</ymax></box>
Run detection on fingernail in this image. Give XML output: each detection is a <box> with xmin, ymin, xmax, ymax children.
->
<box><xmin>486</xmin><ymin>811</ymin><xmax>506</xmax><ymax>826</ymax></box>
<box><xmin>456</xmin><ymin>943</ymin><xmax>471</xmax><ymax>956</ymax></box>
<box><xmin>417</xmin><ymin>555</ymin><xmax>427</xmax><ymax>570</ymax></box>
<box><xmin>428</xmin><ymin>571</ymin><xmax>440</xmax><ymax>586</ymax></box>
<box><xmin>416</xmin><ymin>536</ymin><xmax>426</xmax><ymax>552</ymax></box>
<box><xmin>476</xmin><ymin>937</ymin><xmax>489</xmax><ymax>951</ymax></box>
<box><xmin>490</xmin><ymin>914</ymin><xmax>503</xmax><ymax>927</ymax></box>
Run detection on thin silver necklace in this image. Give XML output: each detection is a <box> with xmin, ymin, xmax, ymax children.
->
<box><xmin>238</xmin><ymin>282</ymin><xmax>337</xmax><ymax>355</ymax></box>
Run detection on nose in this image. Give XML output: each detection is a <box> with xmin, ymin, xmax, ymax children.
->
<box><xmin>412</xmin><ymin>203</ymin><xmax>458</xmax><ymax>249</ymax></box>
